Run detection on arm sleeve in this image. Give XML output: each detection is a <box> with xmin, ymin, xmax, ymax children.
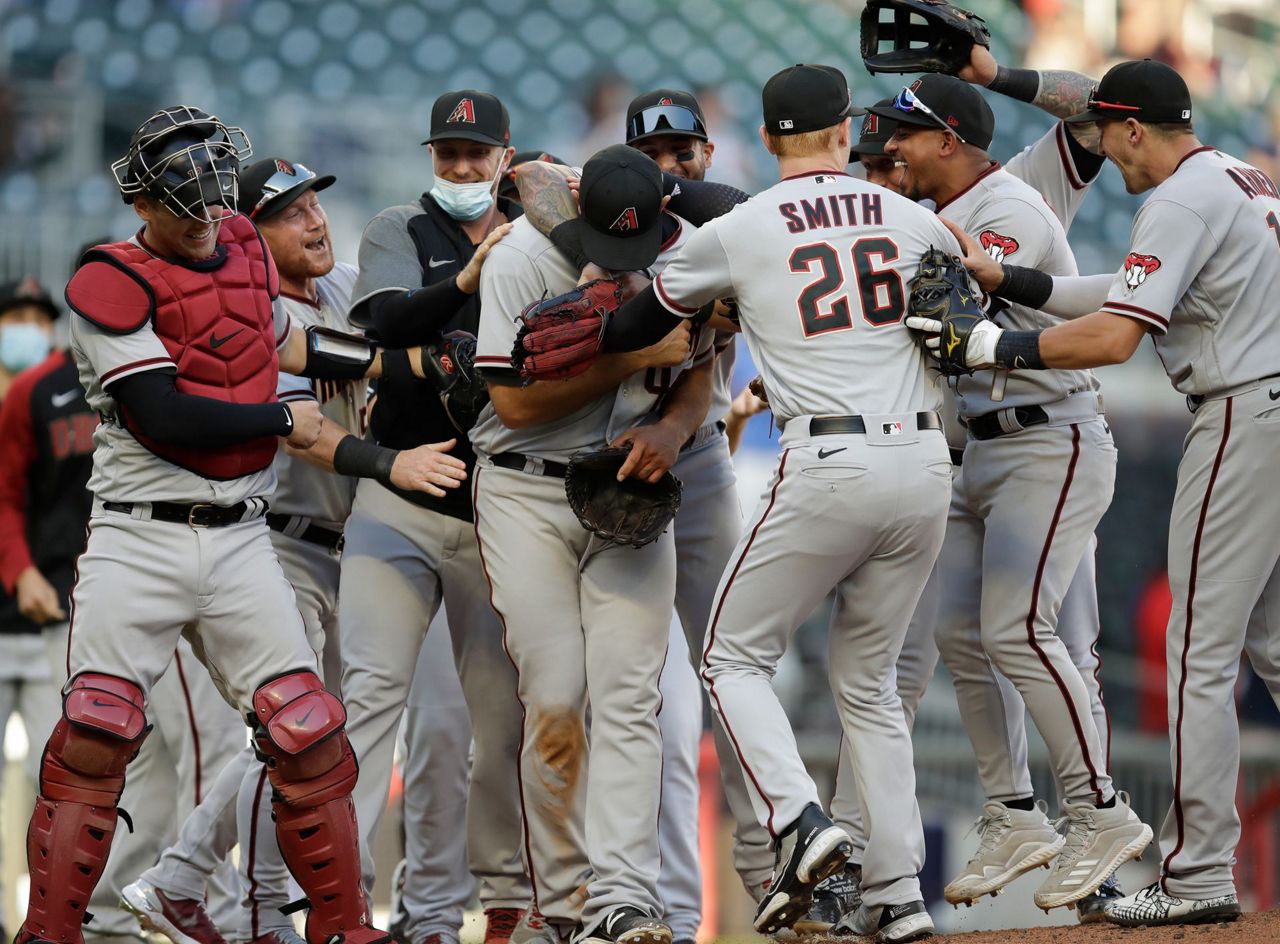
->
<box><xmin>1003</xmin><ymin>122</ymin><xmax>1104</xmax><ymax>232</ymax></box>
<box><xmin>662</xmin><ymin>175</ymin><xmax>751</xmax><ymax>225</ymax></box>
<box><xmin>364</xmin><ymin>277</ymin><xmax>472</xmax><ymax>346</ymax></box>
<box><xmin>475</xmin><ymin>243</ymin><xmax>547</xmax><ymax>383</ymax></box>
<box><xmin>349</xmin><ymin>212</ymin><xmax>428</xmax><ymax>328</ymax></box>
<box><xmin>0</xmin><ymin>373</ymin><xmax>37</xmax><ymax>591</ymax></box>
<box><xmin>113</xmin><ymin>370</ymin><xmax>294</xmax><ymax>447</ymax></box>
<box><xmin>1098</xmin><ymin>200</ymin><xmax>1218</xmax><ymax>333</ymax></box>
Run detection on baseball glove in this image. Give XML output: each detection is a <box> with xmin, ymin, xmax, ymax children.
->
<box><xmin>906</xmin><ymin>247</ymin><xmax>988</xmax><ymax>376</ymax></box>
<box><xmin>420</xmin><ymin>331</ymin><xmax>489</xmax><ymax>434</ymax></box>
<box><xmin>861</xmin><ymin>0</ymin><xmax>991</xmax><ymax>75</ymax></box>
<box><xmin>511</xmin><ymin>279</ymin><xmax>622</xmax><ymax>382</ymax></box>
<box><xmin>564</xmin><ymin>445</ymin><xmax>683</xmax><ymax>549</ymax></box>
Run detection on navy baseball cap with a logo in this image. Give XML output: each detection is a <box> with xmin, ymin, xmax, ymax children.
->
<box><xmin>625</xmin><ymin>89</ymin><xmax>708</xmax><ymax>144</ymax></box>
<box><xmin>1066</xmin><ymin>59</ymin><xmax>1193</xmax><ymax>125</ymax></box>
<box><xmin>577</xmin><ymin>144</ymin><xmax>665</xmax><ymax>271</ymax></box>
<box><xmin>850</xmin><ymin>98</ymin><xmax>897</xmax><ymax>157</ymax></box>
<box><xmin>422</xmin><ymin>90</ymin><xmax>510</xmax><ymax>146</ymax></box>
<box><xmin>869</xmin><ymin>73</ymin><xmax>994</xmax><ymax>150</ymax></box>
<box><xmin>762</xmin><ymin>64</ymin><xmax>862</xmax><ymax>136</ymax></box>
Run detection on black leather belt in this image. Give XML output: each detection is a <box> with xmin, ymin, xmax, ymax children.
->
<box><xmin>491</xmin><ymin>452</ymin><xmax>568</xmax><ymax>478</ymax></box>
<box><xmin>266</xmin><ymin>513</ymin><xmax>344</xmax><ymax>553</ymax></box>
<box><xmin>809</xmin><ymin>412</ymin><xmax>943</xmax><ymax>436</ymax></box>
<box><xmin>965</xmin><ymin>405</ymin><xmax>1050</xmax><ymax>441</ymax></box>
<box><xmin>103</xmin><ymin>500</ymin><xmax>259</xmax><ymax>528</ymax></box>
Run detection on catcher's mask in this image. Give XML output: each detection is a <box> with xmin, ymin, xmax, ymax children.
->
<box><xmin>112</xmin><ymin>105</ymin><xmax>252</xmax><ymax>223</ymax></box>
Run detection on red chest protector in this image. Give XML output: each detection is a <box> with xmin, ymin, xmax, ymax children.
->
<box><xmin>67</xmin><ymin>214</ymin><xmax>281</xmax><ymax>480</ymax></box>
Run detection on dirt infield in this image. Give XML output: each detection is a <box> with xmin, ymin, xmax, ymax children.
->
<box><xmin>809</xmin><ymin>910</ymin><xmax>1278</xmax><ymax>943</ymax></box>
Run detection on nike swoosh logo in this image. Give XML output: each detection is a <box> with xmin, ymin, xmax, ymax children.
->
<box><xmin>52</xmin><ymin>390</ymin><xmax>80</xmax><ymax>407</ymax></box>
<box><xmin>817</xmin><ymin>447</ymin><xmax>847</xmax><ymax>459</ymax></box>
<box><xmin>91</xmin><ymin>698</ymin><xmax>114</xmax><ymax>708</ymax></box>
<box><xmin>297</xmin><ymin>706</ymin><xmax>315</xmax><ymax>727</ymax></box>
<box><xmin>428</xmin><ymin>257</ymin><xmax>454</xmax><ymax>268</ymax></box>
<box><xmin>1270</xmin><ymin>388</ymin><xmax>1280</xmax><ymax>401</ymax></box>
<box><xmin>210</xmin><ymin>329</ymin><xmax>242</xmax><ymax>349</ymax></box>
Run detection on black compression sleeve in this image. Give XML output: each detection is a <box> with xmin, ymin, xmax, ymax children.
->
<box><xmin>1061</xmin><ymin>122</ymin><xmax>1106</xmax><ymax>182</ymax></box>
<box><xmin>997</xmin><ymin>264</ymin><xmax>1054</xmax><ymax>310</ymax></box>
<box><xmin>993</xmin><ymin>330</ymin><xmax>1047</xmax><ymax>370</ymax></box>
<box><xmin>986</xmin><ymin>66</ymin><xmax>1039</xmax><ymax>103</ymax></box>
<box><xmin>332</xmin><ymin>435</ymin><xmax>398</xmax><ymax>486</ymax></box>
<box><xmin>549</xmin><ymin>221</ymin><xmax>590</xmax><ymax>272</ymax></box>
<box><xmin>661</xmin><ymin>175</ymin><xmax>750</xmax><ymax>225</ymax></box>
<box><xmin>111</xmin><ymin>370</ymin><xmax>292</xmax><ymax>447</ymax></box>
<box><xmin>366</xmin><ymin>278</ymin><xmax>471</xmax><ymax>347</ymax></box>
<box><xmin>600</xmin><ymin>285</ymin><xmax>689</xmax><ymax>352</ymax></box>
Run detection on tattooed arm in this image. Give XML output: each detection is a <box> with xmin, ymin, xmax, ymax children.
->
<box><xmin>514</xmin><ymin>160</ymin><xmax>579</xmax><ymax>235</ymax></box>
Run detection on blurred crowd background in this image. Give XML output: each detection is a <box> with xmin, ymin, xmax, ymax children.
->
<box><xmin>2</xmin><ymin>0</ymin><xmax>1280</xmax><ymax>933</ymax></box>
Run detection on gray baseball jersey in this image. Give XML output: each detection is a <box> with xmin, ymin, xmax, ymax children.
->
<box><xmin>1004</xmin><ymin>121</ymin><xmax>1098</xmax><ymax>231</ymax></box>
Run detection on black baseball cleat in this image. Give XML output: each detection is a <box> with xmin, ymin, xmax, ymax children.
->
<box><xmin>753</xmin><ymin>803</ymin><xmax>854</xmax><ymax>934</ymax></box>
<box><xmin>794</xmin><ymin>862</ymin><xmax>863</xmax><ymax>934</ymax></box>
<box><xmin>1076</xmin><ymin>874</ymin><xmax>1124</xmax><ymax>924</ymax></box>
<box><xmin>580</xmin><ymin>907</ymin><xmax>671</xmax><ymax>944</ymax></box>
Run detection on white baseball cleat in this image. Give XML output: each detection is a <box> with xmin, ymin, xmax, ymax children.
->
<box><xmin>121</xmin><ymin>877</ymin><xmax>227</xmax><ymax>944</ymax></box>
<box><xmin>943</xmin><ymin>800</ymin><xmax>1065</xmax><ymax>905</ymax></box>
<box><xmin>1032</xmin><ymin>793</ymin><xmax>1153</xmax><ymax>910</ymax></box>
<box><xmin>832</xmin><ymin>900</ymin><xmax>934</xmax><ymax>944</ymax></box>
<box><xmin>1104</xmin><ymin>881</ymin><xmax>1241</xmax><ymax>927</ymax></box>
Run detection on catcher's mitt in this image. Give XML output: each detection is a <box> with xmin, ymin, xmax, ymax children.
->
<box><xmin>420</xmin><ymin>331</ymin><xmax>488</xmax><ymax>434</ymax></box>
<box><xmin>512</xmin><ymin>279</ymin><xmax>622</xmax><ymax>382</ymax></box>
<box><xmin>906</xmin><ymin>247</ymin><xmax>988</xmax><ymax>376</ymax></box>
<box><xmin>564</xmin><ymin>445</ymin><xmax>682</xmax><ymax>549</ymax></box>
<box><xmin>861</xmin><ymin>0</ymin><xmax>991</xmax><ymax>76</ymax></box>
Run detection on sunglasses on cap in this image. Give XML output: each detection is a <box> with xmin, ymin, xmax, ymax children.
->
<box><xmin>250</xmin><ymin>161</ymin><xmax>320</xmax><ymax>219</ymax></box>
<box><xmin>1084</xmin><ymin>89</ymin><xmax>1142</xmax><ymax>115</ymax></box>
<box><xmin>892</xmin><ymin>87</ymin><xmax>967</xmax><ymax>145</ymax></box>
<box><xmin>626</xmin><ymin>104</ymin><xmax>707</xmax><ymax>143</ymax></box>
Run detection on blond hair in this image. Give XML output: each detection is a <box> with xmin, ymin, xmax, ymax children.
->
<box><xmin>766</xmin><ymin>125</ymin><xmax>841</xmax><ymax>157</ymax></box>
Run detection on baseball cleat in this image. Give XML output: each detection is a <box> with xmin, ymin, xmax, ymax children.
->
<box><xmin>1104</xmin><ymin>882</ymin><xmax>1241</xmax><ymax>927</ymax></box>
<box><xmin>1076</xmin><ymin>874</ymin><xmax>1123</xmax><ymax>924</ymax></box>
<box><xmin>510</xmin><ymin>911</ymin><xmax>572</xmax><ymax>944</ymax></box>
<box><xmin>122</xmin><ymin>878</ymin><xmax>228</xmax><ymax>944</ymax></box>
<box><xmin>832</xmin><ymin>899</ymin><xmax>934</xmax><ymax>943</ymax></box>
<box><xmin>943</xmin><ymin>800</ymin><xmax>1065</xmax><ymax>905</ymax></box>
<box><xmin>793</xmin><ymin>862</ymin><xmax>863</xmax><ymax>934</ymax></box>
<box><xmin>578</xmin><ymin>907</ymin><xmax>670</xmax><ymax>944</ymax></box>
<box><xmin>753</xmin><ymin>803</ymin><xmax>854</xmax><ymax>934</ymax></box>
<box><xmin>386</xmin><ymin>858</ymin><xmax>409</xmax><ymax>944</ymax></box>
<box><xmin>1032</xmin><ymin>793</ymin><xmax>1152</xmax><ymax>910</ymax></box>
<box><xmin>484</xmin><ymin>909</ymin><xmax>526</xmax><ymax>944</ymax></box>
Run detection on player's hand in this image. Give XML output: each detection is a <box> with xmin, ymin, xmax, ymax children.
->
<box><xmin>457</xmin><ymin>223</ymin><xmax>514</xmax><ymax>294</ymax></box>
<box><xmin>631</xmin><ymin>322</ymin><xmax>692</xmax><ymax>371</ymax></box>
<box><xmin>958</xmin><ymin>42</ymin><xmax>998</xmax><ymax>86</ymax></box>
<box><xmin>746</xmin><ymin>375</ymin><xmax>770</xmax><ymax>408</ymax></box>
<box><xmin>940</xmin><ymin>217</ymin><xmax>1004</xmax><ymax>293</ymax></box>
<box><xmin>578</xmin><ymin>262</ymin><xmax>611</xmax><ymax>286</ymax></box>
<box><xmin>611</xmin><ymin>425</ymin><xmax>683</xmax><ymax>483</ymax></box>
<box><xmin>905</xmin><ymin>315</ymin><xmax>1002</xmax><ymax>369</ymax></box>
<box><xmin>15</xmin><ymin>566</ymin><xmax>66</xmax><ymax>624</ymax></box>
<box><xmin>285</xmin><ymin>400</ymin><xmax>325</xmax><ymax>450</ymax></box>
<box><xmin>389</xmin><ymin>440</ymin><xmax>469</xmax><ymax>497</ymax></box>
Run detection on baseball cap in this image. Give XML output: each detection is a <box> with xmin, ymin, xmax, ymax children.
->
<box><xmin>239</xmin><ymin>158</ymin><xmax>335</xmax><ymax>220</ymax></box>
<box><xmin>422</xmin><ymin>90</ymin><xmax>511</xmax><ymax>147</ymax></box>
<box><xmin>850</xmin><ymin>98</ymin><xmax>898</xmax><ymax>157</ymax></box>
<box><xmin>762</xmin><ymin>64</ymin><xmax>862</xmax><ymax>137</ymax></box>
<box><xmin>869</xmin><ymin>74</ymin><xmax>994</xmax><ymax>150</ymax></box>
<box><xmin>577</xmin><ymin>144</ymin><xmax>665</xmax><ymax>271</ymax></box>
<box><xmin>0</xmin><ymin>276</ymin><xmax>60</xmax><ymax>320</ymax></box>
<box><xmin>625</xmin><ymin>89</ymin><xmax>708</xmax><ymax>144</ymax></box>
<box><xmin>1066</xmin><ymin>59</ymin><xmax>1193</xmax><ymax>125</ymax></box>
<box><xmin>498</xmin><ymin>149</ymin><xmax>566</xmax><ymax>202</ymax></box>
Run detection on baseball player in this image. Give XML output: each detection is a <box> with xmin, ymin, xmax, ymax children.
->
<box><xmin>473</xmin><ymin>144</ymin><xmax>713</xmax><ymax>944</ymax></box>
<box><xmin>341</xmin><ymin>88</ymin><xmax>529</xmax><ymax>944</ymax></box>
<box><xmin>13</xmin><ymin>104</ymin><xmax>426</xmax><ymax>944</ymax></box>
<box><xmin>931</xmin><ymin>58</ymin><xmax>1279</xmax><ymax>927</ymax></box>
<box><xmin>852</xmin><ymin>74</ymin><xmax>1152</xmax><ymax>913</ymax></box>
<box><xmin>520</xmin><ymin>63</ymin><xmax>975</xmax><ymax>944</ymax></box>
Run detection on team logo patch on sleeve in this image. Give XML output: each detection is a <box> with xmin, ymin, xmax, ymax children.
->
<box><xmin>979</xmin><ymin>230</ymin><xmax>1020</xmax><ymax>264</ymax></box>
<box><xmin>1123</xmin><ymin>252</ymin><xmax>1161</xmax><ymax>289</ymax></box>
<box><xmin>610</xmin><ymin>207</ymin><xmax>640</xmax><ymax>231</ymax></box>
<box><xmin>446</xmin><ymin>98</ymin><xmax>476</xmax><ymax>124</ymax></box>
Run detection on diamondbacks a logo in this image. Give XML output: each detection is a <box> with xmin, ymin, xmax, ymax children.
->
<box><xmin>980</xmin><ymin>230</ymin><xmax>1020</xmax><ymax>264</ymax></box>
<box><xmin>610</xmin><ymin>207</ymin><xmax>640</xmax><ymax>232</ymax></box>
<box><xmin>861</xmin><ymin>113</ymin><xmax>879</xmax><ymax>136</ymax></box>
<box><xmin>909</xmin><ymin>79</ymin><xmax>923</xmax><ymax>92</ymax></box>
<box><xmin>446</xmin><ymin>98</ymin><xmax>476</xmax><ymax>124</ymax></box>
<box><xmin>274</xmin><ymin>159</ymin><xmax>294</xmax><ymax>175</ymax></box>
<box><xmin>1123</xmin><ymin>252</ymin><xmax>1161</xmax><ymax>289</ymax></box>
<box><xmin>658</xmin><ymin>97</ymin><xmax>673</xmax><ymax>105</ymax></box>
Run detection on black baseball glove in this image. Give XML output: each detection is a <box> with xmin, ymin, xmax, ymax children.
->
<box><xmin>420</xmin><ymin>330</ymin><xmax>489</xmax><ymax>434</ymax></box>
<box><xmin>564</xmin><ymin>445</ymin><xmax>682</xmax><ymax>549</ymax></box>
<box><xmin>861</xmin><ymin>0</ymin><xmax>991</xmax><ymax>75</ymax></box>
<box><xmin>905</xmin><ymin>247</ymin><xmax>989</xmax><ymax>376</ymax></box>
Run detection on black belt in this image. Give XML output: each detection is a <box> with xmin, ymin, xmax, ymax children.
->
<box><xmin>965</xmin><ymin>405</ymin><xmax>1049</xmax><ymax>441</ymax></box>
<box><xmin>491</xmin><ymin>452</ymin><xmax>568</xmax><ymax>478</ymax></box>
<box><xmin>266</xmin><ymin>513</ymin><xmax>344</xmax><ymax>553</ymax></box>
<box><xmin>809</xmin><ymin>412</ymin><xmax>942</xmax><ymax>436</ymax></box>
<box><xmin>102</xmin><ymin>500</ymin><xmax>260</xmax><ymax>528</ymax></box>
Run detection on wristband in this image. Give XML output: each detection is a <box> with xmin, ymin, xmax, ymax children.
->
<box><xmin>998</xmin><ymin>264</ymin><xmax>1054</xmax><ymax>310</ymax></box>
<box><xmin>987</xmin><ymin>66</ymin><xmax>1039</xmax><ymax>103</ymax></box>
<box><xmin>332</xmin><ymin>435</ymin><xmax>398</xmax><ymax>487</ymax></box>
<box><xmin>380</xmin><ymin>348</ymin><xmax>415</xmax><ymax>383</ymax></box>
<box><xmin>994</xmin><ymin>330</ymin><xmax>1046</xmax><ymax>370</ymax></box>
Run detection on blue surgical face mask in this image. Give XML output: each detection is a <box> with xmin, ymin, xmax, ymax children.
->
<box><xmin>430</xmin><ymin>161</ymin><xmax>504</xmax><ymax>221</ymax></box>
<box><xmin>0</xmin><ymin>322</ymin><xmax>52</xmax><ymax>372</ymax></box>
